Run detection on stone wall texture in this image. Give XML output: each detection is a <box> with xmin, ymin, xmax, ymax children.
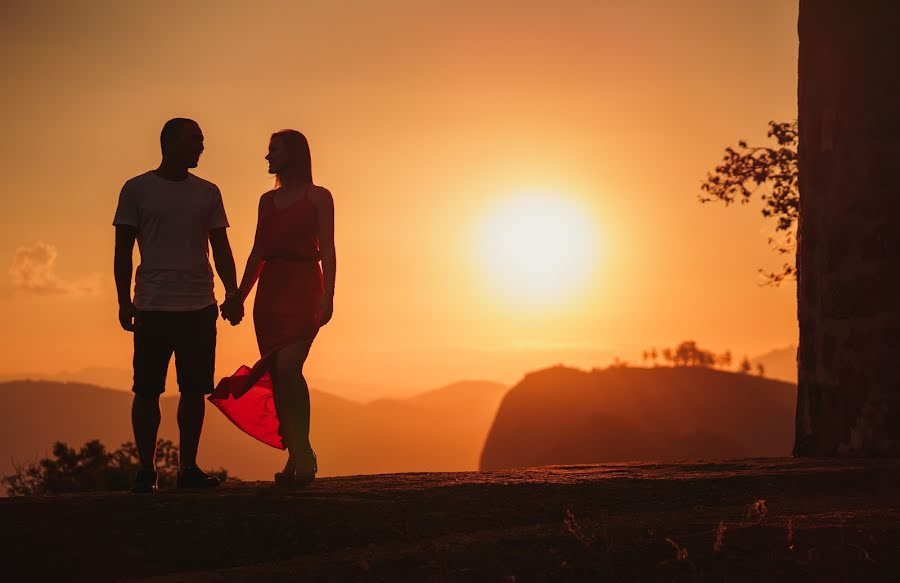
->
<box><xmin>796</xmin><ymin>1</ymin><xmax>900</xmax><ymax>455</ymax></box>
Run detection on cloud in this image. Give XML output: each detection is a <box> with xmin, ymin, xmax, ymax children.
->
<box><xmin>8</xmin><ymin>241</ymin><xmax>100</xmax><ymax>295</ymax></box>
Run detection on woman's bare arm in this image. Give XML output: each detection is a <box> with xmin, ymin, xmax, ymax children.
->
<box><xmin>237</xmin><ymin>193</ymin><xmax>270</xmax><ymax>302</ymax></box>
<box><xmin>313</xmin><ymin>186</ymin><xmax>336</xmax><ymax>325</ymax></box>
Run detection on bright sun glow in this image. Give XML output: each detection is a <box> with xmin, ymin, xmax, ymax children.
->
<box><xmin>475</xmin><ymin>192</ymin><xmax>599</xmax><ymax>304</ymax></box>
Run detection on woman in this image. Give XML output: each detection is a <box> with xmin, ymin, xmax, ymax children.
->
<box><xmin>210</xmin><ymin>130</ymin><xmax>335</xmax><ymax>486</ymax></box>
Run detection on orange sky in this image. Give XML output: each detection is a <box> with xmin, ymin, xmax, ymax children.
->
<box><xmin>0</xmin><ymin>1</ymin><xmax>799</xmax><ymax>395</ymax></box>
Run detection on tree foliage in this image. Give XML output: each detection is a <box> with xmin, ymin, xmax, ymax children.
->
<box><xmin>700</xmin><ymin>120</ymin><xmax>798</xmax><ymax>285</ymax></box>
<box><xmin>671</xmin><ymin>340</ymin><xmax>717</xmax><ymax>367</ymax></box>
<box><xmin>649</xmin><ymin>341</ymin><xmax>733</xmax><ymax>369</ymax></box>
<box><xmin>2</xmin><ymin>439</ymin><xmax>231</xmax><ymax>496</ymax></box>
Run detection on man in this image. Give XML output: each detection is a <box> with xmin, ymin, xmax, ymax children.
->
<box><xmin>113</xmin><ymin>118</ymin><xmax>244</xmax><ymax>493</ymax></box>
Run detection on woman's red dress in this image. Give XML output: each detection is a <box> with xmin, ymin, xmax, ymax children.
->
<box><xmin>209</xmin><ymin>192</ymin><xmax>324</xmax><ymax>449</ymax></box>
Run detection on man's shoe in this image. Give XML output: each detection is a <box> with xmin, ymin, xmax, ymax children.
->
<box><xmin>176</xmin><ymin>466</ymin><xmax>220</xmax><ymax>489</ymax></box>
<box><xmin>131</xmin><ymin>468</ymin><xmax>158</xmax><ymax>494</ymax></box>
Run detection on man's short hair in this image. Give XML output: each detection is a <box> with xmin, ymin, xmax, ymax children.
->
<box><xmin>160</xmin><ymin>118</ymin><xmax>197</xmax><ymax>155</ymax></box>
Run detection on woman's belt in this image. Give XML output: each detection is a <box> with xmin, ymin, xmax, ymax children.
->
<box><xmin>264</xmin><ymin>256</ymin><xmax>320</xmax><ymax>263</ymax></box>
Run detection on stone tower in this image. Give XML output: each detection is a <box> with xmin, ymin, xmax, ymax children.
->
<box><xmin>796</xmin><ymin>1</ymin><xmax>900</xmax><ymax>455</ymax></box>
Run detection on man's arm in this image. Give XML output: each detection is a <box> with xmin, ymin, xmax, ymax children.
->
<box><xmin>209</xmin><ymin>228</ymin><xmax>241</xmax><ymax>324</ymax></box>
<box><xmin>114</xmin><ymin>226</ymin><xmax>138</xmax><ymax>331</ymax></box>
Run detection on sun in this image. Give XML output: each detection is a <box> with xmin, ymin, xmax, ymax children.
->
<box><xmin>474</xmin><ymin>192</ymin><xmax>599</xmax><ymax>304</ymax></box>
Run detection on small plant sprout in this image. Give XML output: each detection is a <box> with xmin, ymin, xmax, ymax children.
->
<box><xmin>564</xmin><ymin>509</ymin><xmax>599</xmax><ymax>549</ymax></box>
<box><xmin>713</xmin><ymin>520</ymin><xmax>726</xmax><ymax>553</ymax></box>
<box><xmin>747</xmin><ymin>499</ymin><xmax>768</xmax><ymax>524</ymax></box>
<box><xmin>665</xmin><ymin>537</ymin><xmax>689</xmax><ymax>562</ymax></box>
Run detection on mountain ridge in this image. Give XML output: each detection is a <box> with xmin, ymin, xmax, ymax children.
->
<box><xmin>481</xmin><ymin>365</ymin><xmax>796</xmax><ymax>470</ymax></box>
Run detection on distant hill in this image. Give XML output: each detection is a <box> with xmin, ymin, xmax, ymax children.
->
<box><xmin>0</xmin><ymin>367</ymin><xmax>420</xmax><ymax>403</ymax></box>
<box><xmin>751</xmin><ymin>345</ymin><xmax>797</xmax><ymax>383</ymax></box>
<box><xmin>0</xmin><ymin>367</ymin><xmax>145</xmax><ymax>392</ymax></box>
<box><xmin>480</xmin><ymin>365</ymin><xmax>796</xmax><ymax>471</ymax></box>
<box><xmin>0</xmin><ymin>379</ymin><xmax>507</xmax><ymax>486</ymax></box>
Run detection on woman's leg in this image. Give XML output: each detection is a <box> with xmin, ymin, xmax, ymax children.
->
<box><xmin>270</xmin><ymin>368</ymin><xmax>296</xmax><ymax>475</ymax></box>
<box><xmin>271</xmin><ymin>339</ymin><xmax>315</xmax><ymax>475</ymax></box>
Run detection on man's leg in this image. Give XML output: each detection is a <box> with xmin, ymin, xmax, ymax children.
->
<box><xmin>177</xmin><ymin>393</ymin><xmax>205</xmax><ymax>469</ymax></box>
<box><xmin>132</xmin><ymin>309</ymin><xmax>171</xmax><ymax>470</ymax></box>
<box><xmin>132</xmin><ymin>393</ymin><xmax>161</xmax><ymax>468</ymax></box>
<box><xmin>173</xmin><ymin>304</ymin><xmax>218</xmax><ymax>482</ymax></box>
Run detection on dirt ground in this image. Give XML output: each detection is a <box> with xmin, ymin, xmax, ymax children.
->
<box><xmin>2</xmin><ymin>458</ymin><xmax>899</xmax><ymax>581</ymax></box>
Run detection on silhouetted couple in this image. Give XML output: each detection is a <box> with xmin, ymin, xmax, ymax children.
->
<box><xmin>113</xmin><ymin>118</ymin><xmax>336</xmax><ymax>493</ymax></box>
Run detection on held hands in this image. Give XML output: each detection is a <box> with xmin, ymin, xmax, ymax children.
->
<box><xmin>317</xmin><ymin>295</ymin><xmax>334</xmax><ymax>327</ymax></box>
<box><xmin>220</xmin><ymin>293</ymin><xmax>244</xmax><ymax>326</ymax></box>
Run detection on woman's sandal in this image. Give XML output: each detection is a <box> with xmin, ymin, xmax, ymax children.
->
<box><xmin>295</xmin><ymin>450</ymin><xmax>317</xmax><ymax>486</ymax></box>
<box><xmin>274</xmin><ymin>450</ymin><xmax>317</xmax><ymax>488</ymax></box>
<box><xmin>273</xmin><ymin>471</ymin><xmax>295</xmax><ymax>488</ymax></box>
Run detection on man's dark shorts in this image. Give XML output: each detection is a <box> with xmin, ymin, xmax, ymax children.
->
<box><xmin>133</xmin><ymin>304</ymin><xmax>218</xmax><ymax>396</ymax></box>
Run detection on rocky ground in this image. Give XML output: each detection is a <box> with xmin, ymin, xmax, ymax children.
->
<box><xmin>2</xmin><ymin>458</ymin><xmax>899</xmax><ymax>581</ymax></box>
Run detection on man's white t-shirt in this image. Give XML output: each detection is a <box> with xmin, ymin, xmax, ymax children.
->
<box><xmin>113</xmin><ymin>171</ymin><xmax>229</xmax><ymax>311</ymax></box>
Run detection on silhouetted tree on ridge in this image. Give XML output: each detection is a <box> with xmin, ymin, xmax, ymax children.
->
<box><xmin>716</xmin><ymin>350</ymin><xmax>733</xmax><ymax>369</ymax></box>
<box><xmin>661</xmin><ymin>348</ymin><xmax>674</xmax><ymax>366</ymax></box>
<box><xmin>673</xmin><ymin>340</ymin><xmax>715</xmax><ymax>367</ymax></box>
<box><xmin>609</xmin><ymin>357</ymin><xmax>630</xmax><ymax>369</ymax></box>
<box><xmin>645</xmin><ymin>341</ymin><xmax>733</xmax><ymax>370</ymax></box>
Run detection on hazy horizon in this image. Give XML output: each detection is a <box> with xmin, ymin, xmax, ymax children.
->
<box><xmin>0</xmin><ymin>343</ymin><xmax>797</xmax><ymax>397</ymax></box>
